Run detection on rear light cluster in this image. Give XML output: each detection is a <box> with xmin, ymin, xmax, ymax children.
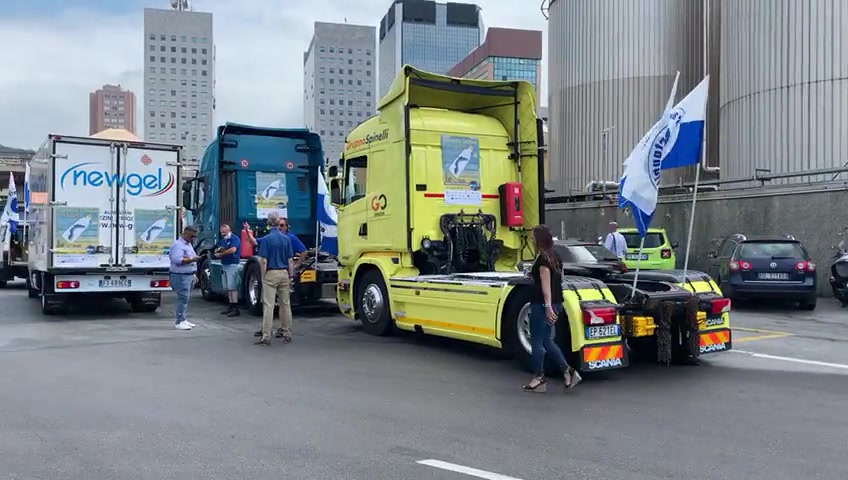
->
<box><xmin>796</xmin><ymin>261</ymin><xmax>815</xmax><ymax>272</ymax></box>
<box><xmin>660</xmin><ymin>249</ymin><xmax>672</xmax><ymax>259</ymax></box>
<box><xmin>151</xmin><ymin>280</ymin><xmax>170</xmax><ymax>288</ymax></box>
<box><xmin>710</xmin><ymin>297</ymin><xmax>732</xmax><ymax>315</ymax></box>
<box><xmin>56</xmin><ymin>281</ymin><xmax>80</xmax><ymax>289</ymax></box>
<box><xmin>728</xmin><ymin>260</ymin><xmax>752</xmax><ymax>271</ymax></box>
<box><xmin>582</xmin><ymin>306</ymin><xmax>617</xmax><ymax>326</ymax></box>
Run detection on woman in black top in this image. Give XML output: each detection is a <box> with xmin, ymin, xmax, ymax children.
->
<box><xmin>523</xmin><ymin>224</ymin><xmax>582</xmax><ymax>392</ymax></box>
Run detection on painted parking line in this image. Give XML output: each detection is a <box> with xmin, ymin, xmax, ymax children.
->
<box><xmin>417</xmin><ymin>459</ymin><xmax>522</xmax><ymax>480</ymax></box>
<box><xmin>731</xmin><ymin>326</ymin><xmax>793</xmax><ymax>344</ymax></box>
<box><xmin>730</xmin><ymin>350</ymin><xmax>848</xmax><ymax>371</ymax></box>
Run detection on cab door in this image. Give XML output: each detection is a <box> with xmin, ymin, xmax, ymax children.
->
<box><xmin>336</xmin><ymin>155</ymin><xmax>369</xmax><ymax>265</ymax></box>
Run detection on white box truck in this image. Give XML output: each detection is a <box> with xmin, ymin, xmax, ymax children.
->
<box><xmin>27</xmin><ymin>134</ymin><xmax>183</xmax><ymax>314</ymax></box>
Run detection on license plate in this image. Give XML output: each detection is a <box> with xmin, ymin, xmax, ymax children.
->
<box><xmin>625</xmin><ymin>253</ymin><xmax>649</xmax><ymax>261</ymax></box>
<box><xmin>585</xmin><ymin>324</ymin><xmax>621</xmax><ymax>339</ymax></box>
<box><xmin>99</xmin><ymin>279</ymin><xmax>132</xmax><ymax>288</ymax></box>
<box><xmin>757</xmin><ymin>272</ymin><xmax>789</xmax><ymax>280</ymax></box>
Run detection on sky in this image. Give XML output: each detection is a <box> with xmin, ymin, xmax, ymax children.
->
<box><xmin>0</xmin><ymin>0</ymin><xmax>548</xmax><ymax>150</ymax></box>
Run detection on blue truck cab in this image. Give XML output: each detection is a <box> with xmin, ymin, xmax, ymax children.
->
<box><xmin>181</xmin><ymin>122</ymin><xmax>339</xmax><ymax>315</ymax></box>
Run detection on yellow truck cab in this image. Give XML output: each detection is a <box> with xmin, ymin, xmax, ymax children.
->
<box><xmin>327</xmin><ymin>66</ymin><xmax>628</xmax><ymax>373</ymax></box>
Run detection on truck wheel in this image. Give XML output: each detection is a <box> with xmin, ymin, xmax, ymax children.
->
<box><xmin>199</xmin><ymin>260</ymin><xmax>215</xmax><ymax>301</ymax></box>
<box><xmin>503</xmin><ymin>288</ymin><xmax>579</xmax><ymax>375</ymax></box>
<box><xmin>799</xmin><ymin>296</ymin><xmax>817</xmax><ymax>311</ymax></box>
<box><xmin>502</xmin><ymin>288</ymin><xmax>534</xmax><ymax>372</ymax></box>
<box><xmin>244</xmin><ymin>263</ymin><xmax>263</xmax><ymax>317</ymax></box>
<box><xmin>129</xmin><ymin>293</ymin><xmax>161</xmax><ymax>313</ymax></box>
<box><xmin>355</xmin><ymin>269</ymin><xmax>393</xmax><ymax>336</ymax></box>
<box><xmin>26</xmin><ymin>276</ymin><xmax>38</xmax><ymax>298</ymax></box>
<box><xmin>41</xmin><ymin>293</ymin><xmax>63</xmax><ymax>315</ymax></box>
<box><xmin>0</xmin><ymin>281</ymin><xmax>6</xmax><ymax>288</ymax></box>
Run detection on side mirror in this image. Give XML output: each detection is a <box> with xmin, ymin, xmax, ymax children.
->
<box><xmin>707</xmin><ymin>251</ymin><xmax>717</xmax><ymax>259</ymax></box>
<box><xmin>328</xmin><ymin>165</ymin><xmax>338</xmax><ymax>178</ymax></box>
<box><xmin>330</xmin><ymin>179</ymin><xmax>342</xmax><ymax>205</ymax></box>
<box><xmin>182</xmin><ymin>190</ymin><xmax>193</xmax><ymax>210</ymax></box>
<box><xmin>671</xmin><ymin>241</ymin><xmax>679</xmax><ymax>249</ymax></box>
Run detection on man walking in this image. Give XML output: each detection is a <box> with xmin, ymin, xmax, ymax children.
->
<box><xmin>255</xmin><ymin>214</ymin><xmax>295</xmax><ymax>346</ymax></box>
<box><xmin>213</xmin><ymin>223</ymin><xmax>241</xmax><ymax>317</ymax></box>
<box><xmin>603</xmin><ymin>221</ymin><xmax>627</xmax><ymax>259</ymax></box>
<box><xmin>169</xmin><ymin>225</ymin><xmax>202</xmax><ymax>330</ymax></box>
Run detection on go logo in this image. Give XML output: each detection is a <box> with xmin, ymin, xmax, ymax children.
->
<box><xmin>370</xmin><ymin>194</ymin><xmax>387</xmax><ymax>212</ymax></box>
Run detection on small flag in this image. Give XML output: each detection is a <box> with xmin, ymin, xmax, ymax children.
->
<box><xmin>316</xmin><ymin>167</ymin><xmax>338</xmax><ymax>255</ymax></box>
<box><xmin>24</xmin><ymin>163</ymin><xmax>30</xmax><ymax>214</ymax></box>
<box><xmin>1</xmin><ymin>173</ymin><xmax>19</xmax><ymax>235</ymax></box>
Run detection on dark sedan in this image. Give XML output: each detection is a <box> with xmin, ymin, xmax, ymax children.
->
<box><xmin>707</xmin><ymin>234</ymin><xmax>816</xmax><ymax>310</ymax></box>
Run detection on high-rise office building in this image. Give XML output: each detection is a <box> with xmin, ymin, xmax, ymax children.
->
<box><xmin>303</xmin><ymin>22</ymin><xmax>377</xmax><ymax>165</ymax></box>
<box><xmin>89</xmin><ymin>84</ymin><xmax>137</xmax><ymax>135</ymax></box>
<box><xmin>447</xmin><ymin>27</ymin><xmax>543</xmax><ymax>107</ymax></box>
<box><xmin>143</xmin><ymin>1</ymin><xmax>215</xmax><ymax>169</ymax></box>
<box><xmin>378</xmin><ymin>0</ymin><xmax>484</xmax><ymax>98</ymax></box>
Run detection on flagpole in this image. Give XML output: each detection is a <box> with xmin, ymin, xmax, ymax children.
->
<box><xmin>680</xmin><ymin>167</ymin><xmax>700</xmax><ymax>287</ymax></box>
<box><xmin>631</xmin><ymin>237</ymin><xmax>646</xmax><ymax>296</ymax></box>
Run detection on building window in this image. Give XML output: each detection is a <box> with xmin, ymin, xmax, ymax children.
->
<box><xmin>171</xmin><ymin>46</ymin><xmax>176</xmax><ymax>53</ymax></box>
<box><xmin>171</xmin><ymin>68</ymin><xmax>176</xmax><ymax>74</ymax></box>
<box><xmin>201</xmin><ymin>70</ymin><xmax>207</xmax><ymax>77</ymax></box>
<box><xmin>149</xmin><ymin>34</ymin><xmax>155</xmax><ymax>40</ymax></box>
<box><xmin>182</xmin><ymin>58</ymin><xmax>187</xmax><ymax>64</ymax></box>
<box><xmin>191</xmin><ymin>36</ymin><xmax>197</xmax><ymax>43</ymax></box>
<box><xmin>181</xmin><ymin>69</ymin><xmax>187</xmax><ymax>75</ymax></box>
<box><xmin>149</xmin><ymin>55</ymin><xmax>155</xmax><ymax>62</ymax></box>
<box><xmin>149</xmin><ymin>111</ymin><xmax>156</xmax><ymax>117</ymax></box>
<box><xmin>202</xmin><ymin>48</ymin><xmax>207</xmax><ymax>55</ymax></box>
<box><xmin>160</xmin><ymin>56</ymin><xmax>165</xmax><ymax>62</ymax></box>
<box><xmin>201</xmin><ymin>37</ymin><xmax>207</xmax><ymax>44</ymax></box>
<box><xmin>149</xmin><ymin>45</ymin><xmax>155</xmax><ymax>52</ymax></box>
<box><xmin>171</xmin><ymin>35</ymin><xmax>176</xmax><ymax>42</ymax></box>
<box><xmin>181</xmin><ymin>47</ymin><xmax>187</xmax><ymax>53</ymax></box>
<box><xmin>171</xmin><ymin>112</ymin><xmax>176</xmax><ymax>118</ymax></box>
<box><xmin>192</xmin><ymin>48</ymin><xmax>197</xmax><ymax>54</ymax></box>
<box><xmin>191</xmin><ymin>58</ymin><xmax>197</xmax><ymax>65</ymax></box>
<box><xmin>160</xmin><ymin>35</ymin><xmax>166</xmax><ymax>41</ymax></box>
<box><xmin>201</xmin><ymin>59</ymin><xmax>207</xmax><ymax>65</ymax></box>
<box><xmin>192</xmin><ymin>69</ymin><xmax>197</xmax><ymax>76</ymax></box>
<box><xmin>149</xmin><ymin>66</ymin><xmax>156</xmax><ymax>73</ymax></box>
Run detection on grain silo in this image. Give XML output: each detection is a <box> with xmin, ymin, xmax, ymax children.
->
<box><xmin>719</xmin><ymin>0</ymin><xmax>848</xmax><ymax>183</ymax></box>
<box><xmin>546</xmin><ymin>0</ymin><xmax>718</xmax><ymax>195</ymax></box>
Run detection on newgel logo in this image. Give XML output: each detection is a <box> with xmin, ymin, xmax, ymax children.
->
<box><xmin>59</xmin><ymin>162</ymin><xmax>175</xmax><ymax>197</ymax></box>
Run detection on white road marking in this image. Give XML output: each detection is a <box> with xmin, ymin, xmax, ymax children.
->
<box><xmin>417</xmin><ymin>459</ymin><xmax>522</xmax><ymax>480</ymax></box>
<box><xmin>731</xmin><ymin>350</ymin><xmax>848</xmax><ymax>370</ymax></box>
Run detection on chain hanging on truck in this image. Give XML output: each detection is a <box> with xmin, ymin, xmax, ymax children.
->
<box><xmin>684</xmin><ymin>296</ymin><xmax>701</xmax><ymax>360</ymax></box>
<box><xmin>654</xmin><ymin>302</ymin><xmax>673</xmax><ymax>366</ymax></box>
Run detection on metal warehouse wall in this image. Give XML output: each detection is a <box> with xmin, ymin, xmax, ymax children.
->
<box><xmin>720</xmin><ymin>0</ymin><xmax>848</xmax><ymax>184</ymax></box>
<box><xmin>546</xmin><ymin>184</ymin><xmax>848</xmax><ymax>296</ymax></box>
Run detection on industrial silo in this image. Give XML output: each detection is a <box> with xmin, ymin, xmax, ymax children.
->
<box><xmin>720</xmin><ymin>0</ymin><xmax>848</xmax><ymax>183</ymax></box>
<box><xmin>547</xmin><ymin>0</ymin><xmax>712</xmax><ymax>195</ymax></box>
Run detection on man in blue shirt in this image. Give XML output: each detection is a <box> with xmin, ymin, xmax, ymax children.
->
<box><xmin>244</xmin><ymin>216</ymin><xmax>307</xmax><ymax>269</ymax></box>
<box><xmin>213</xmin><ymin>223</ymin><xmax>241</xmax><ymax>317</ymax></box>
<box><xmin>256</xmin><ymin>213</ymin><xmax>295</xmax><ymax>346</ymax></box>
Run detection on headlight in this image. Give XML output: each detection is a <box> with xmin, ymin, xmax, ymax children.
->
<box><xmin>421</xmin><ymin>238</ymin><xmax>432</xmax><ymax>250</ymax></box>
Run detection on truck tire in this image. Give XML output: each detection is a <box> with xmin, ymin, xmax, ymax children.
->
<box><xmin>198</xmin><ymin>259</ymin><xmax>216</xmax><ymax>301</ymax></box>
<box><xmin>129</xmin><ymin>293</ymin><xmax>161</xmax><ymax>313</ymax></box>
<box><xmin>26</xmin><ymin>276</ymin><xmax>38</xmax><ymax>298</ymax></box>
<box><xmin>0</xmin><ymin>280</ymin><xmax>6</xmax><ymax>288</ymax></box>
<box><xmin>244</xmin><ymin>263</ymin><xmax>263</xmax><ymax>317</ymax></box>
<box><xmin>41</xmin><ymin>293</ymin><xmax>63</xmax><ymax>315</ymax></box>
<box><xmin>502</xmin><ymin>288</ymin><xmax>580</xmax><ymax>375</ymax></box>
<box><xmin>355</xmin><ymin>269</ymin><xmax>393</xmax><ymax>336</ymax></box>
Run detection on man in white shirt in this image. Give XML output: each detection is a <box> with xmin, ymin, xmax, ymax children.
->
<box><xmin>603</xmin><ymin>221</ymin><xmax>627</xmax><ymax>259</ymax></box>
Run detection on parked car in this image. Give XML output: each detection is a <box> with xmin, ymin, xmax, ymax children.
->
<box><xmin>618</xmin><ymin>227</ymin><xmax>679</xmax><ymax>270</ymax></box>
<box><xmin>707</xmin><ymin>234</ymin><xmax>816</xmax><ymax>310</ymax></box>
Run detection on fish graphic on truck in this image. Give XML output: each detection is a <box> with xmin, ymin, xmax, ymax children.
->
<box><xmin>59</xmin><ymin>162</ymin><xmax>175</xmax><ymax>197</ymax></box>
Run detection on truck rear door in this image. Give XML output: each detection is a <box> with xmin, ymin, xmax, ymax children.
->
<box><xmin>117</xmin><ymin>145</ymin><xmax>180</xmax><ymax>269</ymax></box>
<box><xmin>52</xmin><ymin>141</ymin><xmax>118</xmax><ymax>268</ymax></box>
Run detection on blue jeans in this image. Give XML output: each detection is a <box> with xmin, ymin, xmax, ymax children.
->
<box><xmin>529</xmin><ymin>303</ymin><xmax>569</xmax><ymax>376</ymax></box>
<box><xmin>170</xmin><ymin>273</ymin><xmax>194</xmax><ymax>324</ymax></box>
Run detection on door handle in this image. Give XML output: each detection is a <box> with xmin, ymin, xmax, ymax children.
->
<box><xmin>358</xmin><ymin>223</ymin><xmax>367</xmax><ymax>236</ymax></box>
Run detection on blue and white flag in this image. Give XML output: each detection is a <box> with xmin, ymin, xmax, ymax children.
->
<box><xmin>618</xmin><ymin>73</ymin><xmax>683</xmax><ymax>237</ymax></box>
<box><xmin>1</xmin><ymin>173</ymin><xmax>19</xmax><ymax>235</ymax></box>
<box><xmin>659</xmin><ymin>76</ymin><xmax>710</xmax><ymax>170</ymax></box>
<box><xmin>24</xmin><ymin>163</ymin><xmax>30</xmax><ymax>214</ymax></box>
<box><xmin>316</xmin><ymin>168</ymin><xmax>338</xmax><ymax>255</ymax></box>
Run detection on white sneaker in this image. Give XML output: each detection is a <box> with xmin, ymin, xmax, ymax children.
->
<box><xmin>175</xmin><ymin>321</ymin><xmax>192</xmax><ymax>330</ymax></box>
<box><xmin>185</xmin><ymin>321</ymin><xmax>196</xmax><ymax>328</ymax></box>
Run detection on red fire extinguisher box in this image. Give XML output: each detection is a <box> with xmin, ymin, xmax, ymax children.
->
<box><xmin>498</xmin><ymin>182</ymin><xmax>524</xmax><ymax>227</ymax></box>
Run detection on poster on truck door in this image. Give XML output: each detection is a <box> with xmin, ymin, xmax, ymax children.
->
<box><xmin>255</xmin><ymin>172</ymin><xmax>288</xmax><ymax>219</ymax></box>
<box><xmin>53</xmin><ymin>206</ymin><xmax>102</xmax><ymax>267</ymax></box>
<box><xmin>441</xmin><ymin>135</ymin><xmax>481</xmax><ymax>206</ymax></box>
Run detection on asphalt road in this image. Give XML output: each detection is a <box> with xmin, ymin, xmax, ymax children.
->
<box><xmin>0</xmin><ymin>281</ymin><xmax>846</xmax><ymax>480</ymax></box>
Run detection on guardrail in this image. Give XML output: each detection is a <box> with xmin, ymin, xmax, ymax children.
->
<box><xmin>546</xmin><ymin>166</ymin><xmax>848</xmax><ymax>204</ymax></box>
